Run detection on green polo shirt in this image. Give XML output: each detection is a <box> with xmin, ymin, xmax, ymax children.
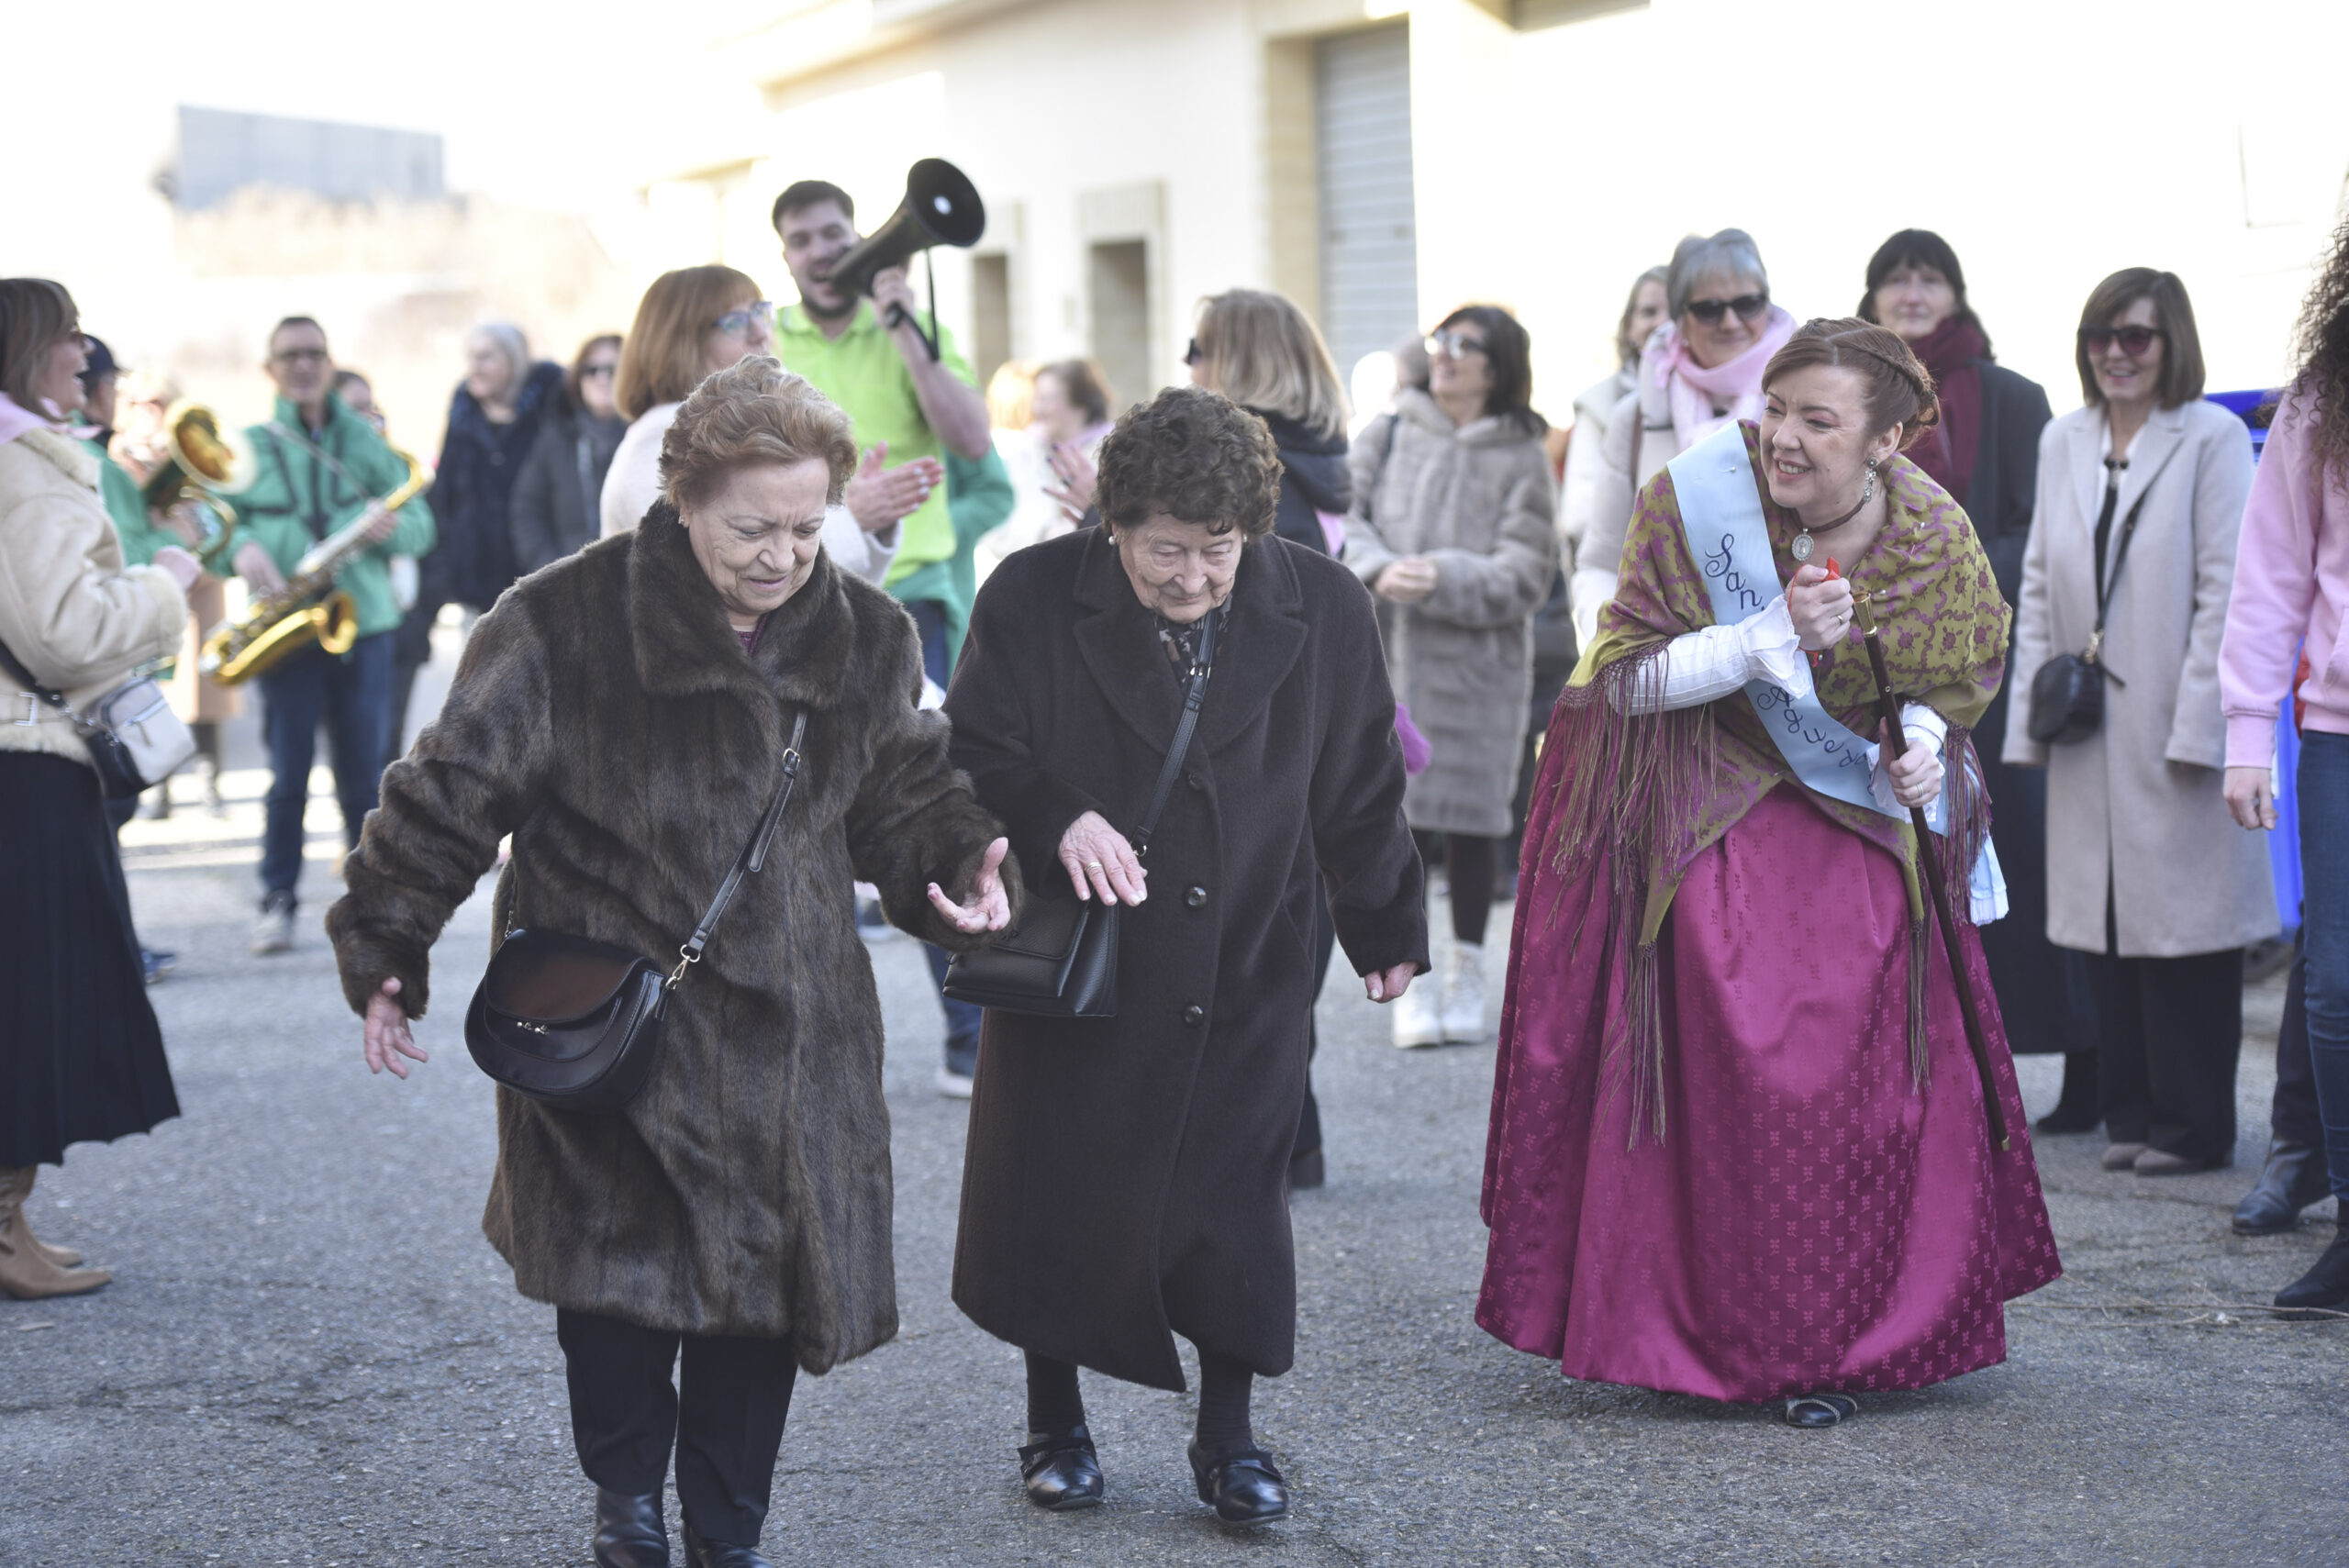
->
<box><xmin>775</xmin><ymin>301</ymin><xmax>973</xmax><ymax>598</ymax></box>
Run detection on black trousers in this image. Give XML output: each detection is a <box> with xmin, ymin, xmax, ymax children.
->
<box><xmin>2085</xmin><ymin>947</ymin><xmax>2243</xmax><ymax>1165</ymax></box>
<box><xmin>2269</xmin><ymin>944</ymin><xmax>2328</xmax><ymax>1149</ymax></box>
<box><xmin>556</xmin><ymin>1308</ymin><xmax>797</xmax><ymax>1547</ymax></box>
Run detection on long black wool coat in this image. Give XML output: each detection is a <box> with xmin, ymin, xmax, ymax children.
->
<box><xmin>945</xmin><ymin>528</ymin><xmax>1428</xmax><ymax>1390</ymax></box>
<box><xmin>328</xmin><ymin>509</ymin><xmax>1011</xmax><ymax>1372</ymax></box>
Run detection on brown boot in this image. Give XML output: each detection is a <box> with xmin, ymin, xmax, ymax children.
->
<box><xmin>0</xmin><ymin>1167</ymin><xmax>110</xmax><ymax>1298</ymax></box>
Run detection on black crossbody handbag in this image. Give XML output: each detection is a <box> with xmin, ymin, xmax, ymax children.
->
<box><xmin>942</xmin><ymin>608</ymin><xmax>1218</xmax><ymax>1018</ymax></box>
<box><xmin>463</xmin><ymin>714</ymin><xmax>807</xmax><ymax>1113</ymax></box>
<box><xmin>2027</xmin><ymin>484</ymin><xmax>2148</xmax><ymax>746</ymax></box>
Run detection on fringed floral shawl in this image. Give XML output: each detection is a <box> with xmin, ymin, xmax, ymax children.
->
<box><xmin>1544</xmin><ymin>422</ymin><xmax>2009</xmax><ymax>1135</ymax></box>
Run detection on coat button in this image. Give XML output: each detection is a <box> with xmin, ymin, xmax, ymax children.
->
<box><xmin>1185</xmin><ymin>885</ymin><xmax>1207</xmax><ymax>907</ymax></box>
<box><xmin>1186</xmin><ymin>772</ymin><xmax>1204</xmax><ymax>791</ymax></box>
<box><xmin>1182</xmin><ymin>1005</ymin><xmax>1205</xmax><ymax>1027</ymax></box>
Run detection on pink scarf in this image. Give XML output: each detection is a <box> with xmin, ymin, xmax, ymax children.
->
<box><xmin>1644</xmin><ymin>305</ymin><xmax>1798</xmax><ymax>450</ymax></box>
<box><xmin>0</xmin><ymin>391</ymin><xmax>63</xmax><ymax>447</ymax></box>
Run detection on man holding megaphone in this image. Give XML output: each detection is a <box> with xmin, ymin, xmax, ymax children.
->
<box><xmin>773</xmin><ymin>174</ymin><xmax>1003</xmax><ymax>1094</ymax></box>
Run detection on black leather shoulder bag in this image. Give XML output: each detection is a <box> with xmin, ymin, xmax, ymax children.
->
<box><xmin>942</xmin><ymin>607</ymin><xmax>1218</xmax><ymax>1018</ymax></box>
<box><xmin>463</xmin><ymin>712</ymin><xmax>807</xmax><ymax>1113</ymax></box>
<box><xmin>2027</xmin><ymin>486</ymin><xmax>2147</xmax><ymax>746</ymax></box>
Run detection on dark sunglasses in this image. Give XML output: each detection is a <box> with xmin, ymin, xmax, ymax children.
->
<box><xmin>2080</xmin><ymin>325</ymin><xmax>2165</xmax><ymax>356</ymax></box>
<box><xmin>1185</xmin><ymin>337</ymin><xmax>1205</xmax><ymax>366</ymax></box>
<box><xmin>1685</xmin><ymin>294</ymin><xmax>1769</xmax><ymax>327</ymax></box>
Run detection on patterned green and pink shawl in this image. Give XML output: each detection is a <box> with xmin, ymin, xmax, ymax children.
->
<box><xmin>1542</xmin><ymin>422</ymin><xmax>2009</xmax><ymax>1132</ymax></box>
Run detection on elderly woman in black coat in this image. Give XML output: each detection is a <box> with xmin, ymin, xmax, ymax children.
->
<box><xmin>329</xmin><ymin>358</ymin><xmax>1012</xmax><ymax>1568</ymax></box>
<box><xmin>945</xmin><ymin>385</ymin><xmax>1427</xmax><ymax>1527</ymax></box>
<box><xmin>1858</xmin><ymin>228</ymin><xmax>2098</xmax><ymax>1127</ymax></box>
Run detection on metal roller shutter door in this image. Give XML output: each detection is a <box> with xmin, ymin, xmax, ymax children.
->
<box><xmin>1316</xmin><ymin>24</ymin><xmax>1419</xmax><ymax>384</ymax></box>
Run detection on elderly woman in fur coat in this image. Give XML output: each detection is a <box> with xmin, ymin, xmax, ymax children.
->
<box><xmin>946</xmin><ymin>385</ymin><xmax>1427</xmax><ymax>1528</ymax></box>
<box><xmin>328</xmin><ymin>358</ymin><xmax>1014</xmax><ymax>1568</ymax></box>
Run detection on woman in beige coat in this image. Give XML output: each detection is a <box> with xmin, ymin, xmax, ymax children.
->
<box><xmin>1346</xmin><ymin>305</ymin><xmax>1555</xmax><ymax>1049</ymax></box>
<box><xmin>2005</xmin><ymin>269</ymin><xmax>2271</xmax><ymax>1176</ymax></box>
<box><xmin>0</xmin><ymin>279</ymin><xmax>199</xmax><ymax>1300</ymax></box>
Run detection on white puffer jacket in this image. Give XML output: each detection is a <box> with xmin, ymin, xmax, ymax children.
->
<box><xmin>0</xmin><ymin>428</ymin><xmax>186</xmax><ymax>769</ymax></box>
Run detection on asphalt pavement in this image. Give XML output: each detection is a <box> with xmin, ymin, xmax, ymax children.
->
<box><xmin>3</xmin><ymin>662</ymin><xmax>2343</xmax><ymax>1565</ymax></box>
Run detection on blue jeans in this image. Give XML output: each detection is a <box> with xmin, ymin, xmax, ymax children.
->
<box><xmin>907</xmin><ymin>597</ymin><xmax>985</xmax><ymax>1051</ymax></box>
<box><xmin>2298</xmin><ymin>731</ymin><xmax>2349</xmax><ymax>1201</ymax></box>
<box><xmin>257</xmin><ymin>632</ymin><xmax>394</xmax><ymax>904</ymax></box>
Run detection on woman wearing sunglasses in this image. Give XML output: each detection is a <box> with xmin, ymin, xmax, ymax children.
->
<box><xmin>1345</xmin><ymin>304</ymin><xmax>1556</xmax><ymax>1049</ymax></box>
<box><xmin>1858</xmin><ymin>230</ymin><xmax>2099</xmax><ymax>1134</ymax></box>
<box><xmin>2005</xmin><ymin>269</ymin><xmax>2270</xmax><ymax>1178</ymax></box>
<box><xmin>509</xmin><ymin>333</ymin><xmax>627</xmax><ymax>575</ymax></box>
<box><xmin>1570</xmin><ymin>229</ymin><xmax>1797</xmax><ymax>647</ymax></box>
<box><xmin>599</xmin><ymin>267</ymin><xmax>897</xmax><ymax>583</ymax></box>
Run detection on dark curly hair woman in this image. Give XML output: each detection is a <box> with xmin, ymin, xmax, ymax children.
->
<box><xmin>2219</xmin><ymin>213</ymin><xmax>2349</xmax><ymax>1314</ymax></box>
<box><xmin>943</xmin><ymin>384</ymin><xmax>1428</xmax><ymax>1525</ymax></box>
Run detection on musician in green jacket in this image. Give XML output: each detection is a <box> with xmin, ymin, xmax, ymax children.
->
<box><xmin>233</xmin><ymin>316</ymin><xmax>436</xmax><ymax>957</ymax></box>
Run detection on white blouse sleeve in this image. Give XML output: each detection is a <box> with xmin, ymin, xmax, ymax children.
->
<box><xmin>1609</xmin><ymin>595</ymin><xmax>1812</xmax><ymax>713</ymax></box>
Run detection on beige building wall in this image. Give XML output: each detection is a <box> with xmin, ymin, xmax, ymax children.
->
<box><xmin>663</xmin><ymin>0</ymin><xmax>2349</xmax><ymax>423</ymax></box>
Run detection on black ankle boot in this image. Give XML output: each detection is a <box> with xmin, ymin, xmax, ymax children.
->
<box><xmin>680</xmin><ymin>1520</ymin><xmax>772</xmax><ymax>1568</ymax></box>
<box><xmin>2033</xmin><ymin>1051</ymin><xmax>2100</xmax><ymax>1135</ymax></box>
<box><xmin>2275</xmin><ymin>1218</ymin><xmax>2349</xmax><ymax>1317</ymax></box>
<box><xmin>2233</xmin><ymin>1140</ymin><xmax>2332</xmax><ymax>1235</ymax></box>
<box><xmin>1187</xmin><ymin>1440</ymin><xmax>1288</xmax><ymax>1525</ymax></box>
<box><xmin>1019</xmin><ymin>1423</ymin><xmax>1104</xmax><ymax>1510</ymax></box>
<box><xmin>592</xmin><ymin>1489</ymin><xmax>667</xmax><ymax>1568</ymax></box>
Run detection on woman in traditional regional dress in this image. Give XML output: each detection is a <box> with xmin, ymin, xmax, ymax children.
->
<box><xmin>1477</xmin><ymin>319</ymin><xmax>2059</xmax><ymax>1428</ymax></box>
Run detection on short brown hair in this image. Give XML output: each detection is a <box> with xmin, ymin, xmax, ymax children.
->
<box><xmin>1037</xmin><ymin>358</ymin><xmax>1114</xmax><ymax>428</ymax></box>
<box><xmin>2075</xmin><ymin>268</ymin><xmax>2205</xmax><ymax>409</ymax></box>
<box><xmin>1095</xmin><ymin>385</ymin><xmax>1281</xmax><ymax>539</ymax></box>
<box><xmin>658</xmin><ymin>356</ymin><xmax>857</xmax><ymax>512</ymax></box>
<box><xmin>0</xmin><ymin>278</ymin><xmax>79</xmax><ymax>413</ymax></box>
<box><xmin>616</xmin><ymin>266</ymin><xmax>761</xmax><ymax>421</ymax></box>
<box><xmin>1764</xmin><ymin>317</ymin><xmax>1943</xmax><ymax>451</ymax></box>
<box><xmin>770</xmin><ymin>180</ymin><xmax>853</xmax><ymax>232</ymax></box>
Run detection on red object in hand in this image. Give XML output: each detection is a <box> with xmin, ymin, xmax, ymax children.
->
<box><xmin>1808</xmin><ymin>558</ymin><xmax>1845</xmax><ymax>668</ymax></box>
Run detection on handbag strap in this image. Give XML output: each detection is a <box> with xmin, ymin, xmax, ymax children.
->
<box><xmin>668</xmin><ymin>710</ymin><xmax>809</xmax><ymax>988</ymax></box>
<box><xmin>1130</xmin><ymin>606</ymin><xmax>1219</xmax><ymax>862</ymax></box>
<box><xmin>2087</xmin><ymin>483</ymin><xmax>2152</xmax><ymax>662</ymax></box>
<box><xmin>0</xmin><ymin>635</ymin><xmax>80</xmax><ymax>723</ymax></box>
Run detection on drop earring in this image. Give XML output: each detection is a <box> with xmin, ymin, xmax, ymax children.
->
<box><xmin>1861</xmin><ymin>457</ymin><xmax>1877</xmax><ymax>506</ymax></box>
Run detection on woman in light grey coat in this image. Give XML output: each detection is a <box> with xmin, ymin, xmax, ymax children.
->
<box><xmin>1346</xmin><ymin>305</ymin><xmax>1555</xmax><ymax>1050</ymax></box>
<box><xmin>2005</xmin><ymin>269</ymin><xmax>2272</xmax><ymax>1177</ymax></box>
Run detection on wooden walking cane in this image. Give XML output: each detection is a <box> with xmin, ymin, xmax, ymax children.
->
<box><xmin>1850</xmin><ymin>587</ymin><xmax>2010</xmax><ymax>1151</ymax></box>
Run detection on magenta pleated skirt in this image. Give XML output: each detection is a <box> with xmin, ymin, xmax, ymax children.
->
<box><xmin>1478</xmin><ymin>784</ymin><xmax>2060</xmax><ymax>1403</ymax></box>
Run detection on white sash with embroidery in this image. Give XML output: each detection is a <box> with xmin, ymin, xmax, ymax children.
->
<box><xmin>1664</xmin><ymin>425</ymin><xmax>2004</xmax><ymax>919</ymax></box>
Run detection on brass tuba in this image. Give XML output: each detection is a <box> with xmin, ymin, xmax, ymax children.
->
<box><xmin>141</xmin><ymin>402</ymin><xmax>256</xmax><ymax>572</ymax></box>
<box><xmin>198</xmin><ymin>444</ymin><xmax>429</xmax><ymax>686</ymax></box>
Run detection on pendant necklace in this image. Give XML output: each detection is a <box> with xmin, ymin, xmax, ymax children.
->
<box><xmin>1792</xmin><ymin>462</ymin><xmax>1876</xmax><ymax>563</ymax></box>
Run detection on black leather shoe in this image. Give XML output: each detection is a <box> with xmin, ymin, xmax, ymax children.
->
<box><xmin>680</xmin><ymin>1521</ymin><xmax>773</xmax><ymax>1568</ymax></box>
<box><xmin>1019</xmin><ymin>1424</ymin><xmax>1104</xmax><ymax>1510</ymax></box>
<box><xmin>1187</xmin><ymin>1440</ymin><xmax>1288</xmax><ymax>1525</ymax></box>
<box><xmin>2233</xmin><ymin>1140</ymin><xmax>2332</xmax><ymax>1235</ymax></box>
<box><xmin>592</xmin><ymin>1489</ymin><xmax>667</xmax><ymax>1568</ymax></box>
<box><xmin>2275</xmin><ymin>1221</ymin><xmax>2349</xmax><ymax>1317</ymax></box>
<box><xmin>1782</xmin><ymin>1394</ymin><xmax>1858</xmax><ymax>1429</ymax></box>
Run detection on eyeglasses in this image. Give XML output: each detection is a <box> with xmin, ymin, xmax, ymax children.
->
<box><xmin>1425</xmin><ymin>329</ymin><xmax>1488</xmax><ymax>359</ymax></box>
<box><xmin>1684</xmin><ymin>294</ymin><xmax>1769</xmax><ymax>327</ymax></box>
<box><xmin>2080</xmin><ymin>325</ymin><xmax>2165</xmax><ymax>357</ymax></box>
<box><xmin>714</xmin><ymin>301</ymin><xmax>775</xmax><ymax>339</ymax></box>
<box><xmin>1185</xmin><ymin>338</ymin><xmax>1205</xmax><ymax>367</ymax></box>
<box><xmin>580</xmin><ymin>362</ymin><xmax>618</xmax><ymax>380</ymax></box>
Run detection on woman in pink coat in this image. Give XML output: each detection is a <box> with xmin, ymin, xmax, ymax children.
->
<box><xmin>2220</xmin><ymin>216</ymin><xmax>2349</xmax><ymax>1314</ymax></box>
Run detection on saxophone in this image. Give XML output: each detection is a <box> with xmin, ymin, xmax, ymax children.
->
<box><xmin>198</xmin><ymin>446</ymin><xmax>429</xmax><ymax>686</ymax></box>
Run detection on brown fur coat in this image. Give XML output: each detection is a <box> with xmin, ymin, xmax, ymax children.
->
<box><xmin>328</xmin><ymin>509</ymin><xmax>1011</xmax><ymax>1369</ymax></box>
